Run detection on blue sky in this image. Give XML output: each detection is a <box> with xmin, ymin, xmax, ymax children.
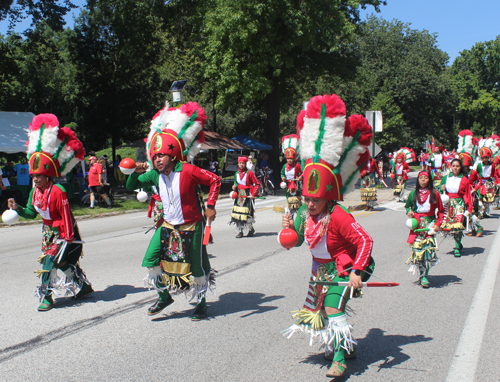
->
<box><xmin>362</xmin><ymin>0</ymin><xmax>500</xmax><ymax>64</ymax></box>
<box><xmin>1</xmin><ymin>0</ymin><xmax>499</xmax><ymax>66</ymax></box>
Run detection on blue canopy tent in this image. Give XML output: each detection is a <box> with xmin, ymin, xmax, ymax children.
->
<box><xmin>232</xmin><ymin>135</ymin><xmax>272</xmax><ymax>151</ymax></box>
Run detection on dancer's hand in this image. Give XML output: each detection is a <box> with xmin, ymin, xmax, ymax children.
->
<box><xmin>432</xmin><ymin>224</ymin><xmax>440</xmax><ymax>232</ymax></box>
<box><xmin>135</xmin><ymin>162</ymin><xmax>148</xmax><ymax>173</ymax></box>
<box><xmin>407</xmin><ymin>210</ymin><xmax>414</xmax><ymax>218</ymax></box>
<box><xmin>7</xmin><ymin>198</ymin><xmax>18</xmax><ymax>210</ymax></box>
<box><xmin>205</xmin><ymin>206</ymin><xmax>216</xmax><ymax>221</ymax></box>
<box><xmin>348</xmin><ymin>272</ymin><xmax>363</xmax><ymax>289</ymax></box>
<box><xmin>282</xmin><ymin>212</ymin><xmax>294</xmax><ymax>229</ymax></box>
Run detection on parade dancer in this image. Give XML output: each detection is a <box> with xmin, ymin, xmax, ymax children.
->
<box><xmin>391</xmin><ymin>149</ymin><xmax>412</xmax><ymax>202</ymax></box>
<box><xmin>494</xmin><ymin>156</ymin><xmax>500</xmax><ymax>209</ymax></box>
<box><xmin>405</xmin><ymin>171</ymin><xmax>444</xmax><ymax>287</ymax></box>
<box><xmin>229</xmin><ymin>156</ymin><xmax>260</xmax><ymax>238</ymax></box>
<box><xmin>280</xmin><ymin>134</ymin><xmax>302</xmax><ymax>217</ymax></box>
<box><xmin>360</xmin><ymin>156</ymin><xmax>386</xmax><ymax>210</ymax></box>
<box><xmin>282</xmin><ymin>94</ymin><xmax>375</xmax><ymax>379</ymax></box>
<box><xmin>456</xmin><ymin>131</ymin><xmax>484</xmax><ymax>236</ymax></box>
<box><xmin>8</xmin><ymin>113</ymin><xmax>92</xmax><ymax>311</ymax></box>
<box><xmin>126</xmin><ymin>102</ymin><xmax>221</xmax><ymax>320</ymax></box>
<box><xmin>439</xmin><ymin>159</ymin><xmax>473</xmax><ymax>257</ymax></box>
<box><xmin>474</xmin><ymin>147</ymin><xmax>497</xmax><ymax>218</ymax></box>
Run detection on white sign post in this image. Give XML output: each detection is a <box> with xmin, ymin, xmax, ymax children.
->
<box><xmin>366</xmin><ymin>111</ymin><xmax>383</xmax><ymax>158</ymax></box>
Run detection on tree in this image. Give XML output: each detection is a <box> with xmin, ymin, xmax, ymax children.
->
<box><xmin>451</xmin><ymin>37</ymin><xmax>500</xmax><ymax>136</ymax></box>
<box><xmin>199</xmin><ymin>0</ymin><xmax>386</xmax><ymax>168</ymax></box>
<box><xmin>0</xmin><ymin>23</ymin><xmax>77</xmax><ymax>123</ymax></box>
<box><xmin>324</xmin><ymin>16</ymin><xmax>456</xmax><ymax>151</ymax></box>
<box><xmin>71</xmin><ymin>0</ymin><xmax>168</xmax><ymax>159</ymax></box>
<box><xmin>1</xmin><ymin>0</ymin><xmax>76</xmax><ymax>34</ymax></box>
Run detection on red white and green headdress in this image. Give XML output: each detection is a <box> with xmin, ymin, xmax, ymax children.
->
<box><xmin>281</xmin><ymin>134</ymin><xmax>299</xmax><ymax>159</ymax></box>
<box><xmin>297</xmin><ymin>94</ymin><xmax>372</xmax><ymax>201</ymax></box>
<box><xmin>27</xmin><ymin>114</ymin><xmax>85</xmax><ymax>177</ymax></box>
<box><xmin>457</xmin><ymin>130</ymin><xmax>475</xmax><ymax>166</ymax></box>
<box><xmin>457</xmin><ymin>130</ymin><xmax>474</xmax><ymax>155</ymax></box>
<box><xmin>477</xmin><ymin>136</ymin><xmax>499</xmax><ymax>158</ymax></box>
<box><xmin>395</xmin><ymin>147</ymin><xmax>415</xmax><ymax>163</ymax></box>
<box><xmin>147</xmin><ymin>101</ymin><xmax>207</xmax><ymax>163</ymax></box>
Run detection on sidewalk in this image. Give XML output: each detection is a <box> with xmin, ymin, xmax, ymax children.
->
<box><xmin>272</xmin><ymin>184</ymin><xmax>396</xmax><ymax>213</ymax></box>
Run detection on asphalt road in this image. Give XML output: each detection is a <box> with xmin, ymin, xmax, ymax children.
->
<box><xmin>1</xmin><ymin>190</ymin><xmax>499</xmax><ymax>381</ymax></box>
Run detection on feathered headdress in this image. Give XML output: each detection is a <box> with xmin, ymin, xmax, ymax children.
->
<box><xmin>477</xmin><ymin>136</ymin><xmax>498</xmax><ymax>158</ymax></box>
<box><xmin>395</xmin><ymin>147</ymin><xmax>415</xmax><ymax>163</ymax></box>
<box><xmin>27</xmin><ymin>113</ymin><xmax>85</xmax><ymax>177</ymax></box>
<box><xmin>457</xmin><ymin>130</ymin><xmax>474</xmax><ymax>155</ymax></box>
<box><xmin>282</xmin><ymin>134</ymin><xmax>299</xmax><ymax>159</ymax></box>
<box><xmin>297</xmin><ymin>94</ymin><xmax>372</xmax><ymax>201</ymax></box>
<box><xmin>146</xmin><ymin>101</ymin><xmax>206</xmax><ymax>163</ymax></box>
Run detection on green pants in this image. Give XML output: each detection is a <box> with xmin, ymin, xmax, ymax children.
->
<box><xmin>142</xmin><ymin>220</ymin><xmax>210</xmax><ymax>278</ymax></box>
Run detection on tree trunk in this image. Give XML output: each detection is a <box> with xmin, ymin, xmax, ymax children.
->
<box><xmin>212</xmin><ymin>88</ymin><xmax>217</xmax><ymax>132</ymax></box>
<box><xmin>112</xmin><ymin>133</ymin><xmax>117</xmax><ymax>183</ymax></box>
<box><xmin>265</xmin><ymin>75</ymin><xmax>281</xmax><ymax>174</ymax></box>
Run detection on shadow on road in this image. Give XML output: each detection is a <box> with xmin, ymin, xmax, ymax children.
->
<box><xmin>299</xmin><ymin>328</ymin><xmax>433</xmax><ymax>379</ymax></box>
<box><xmin>54</xmin><ymin>284</ymin><xmax>148</xmax><ymax>308</ymax></box>
<box><xmin>450</xmin><ymin>246</ymin><xmax>485</xmax><ymax>257</ymax></box>
<box><xmin>427</xmin><ymin>274</ymin><xmax>463</xmax><ymax>288</ymax></box>
<box><xmin>150</xmin><ymin>291</ymin><xmax>284</xmax><ymax>322</ymax></box>
<box><xmin>251</xmin><ymin>232</ymin><xmax>278</xmax><ymax>238</ymax></box>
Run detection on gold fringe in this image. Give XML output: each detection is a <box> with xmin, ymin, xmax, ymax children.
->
<box><xmin>161</xmin><ymin>260</ymin><xmax>191</xmax><ymax>275</ymax></box>
<box><xmin>485</xmin><ymin>194</ymin><xmax>495</xmax><ymax>202</ymax></box>
<box><xmin>232</xmin><ymin>206</ymin><xmax>250</xmax><ymax>213</ymax></box>
<box><xmin>161</xmin><ymin>221</ymin><xmax>197</xmax><ymax>231</ymax></box>
<box><xmin>442</xmin><ymin>222</ymin><xmax>465</xmax><ymax>230</ymax></box>
<box><xmin>38</xmin><ymin>254</ymin><xmax>47</xmax><ymax>264</ymax></box>
<box><xmin>231</xmin><ymin>213</ymin><xmax>249</xmax><ymax>221</ymax></box>
<box><xmin>291</xmin><ymin>308</ymin><xmax>326</xmax><ymax>331</ymax></box>
<box><xmin>287</xmin><ymin>196</ymin><xmax>301</xmax><ymax>204</ymax></box>
<box><xmin>34</xmin><ymin>269</ymin><xmax>49</xmax><ymax>278</ymax></box>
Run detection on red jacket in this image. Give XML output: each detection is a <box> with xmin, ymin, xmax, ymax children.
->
<box><xmin>443</xmin><ymin>175</ymin><xmax>473</xmax><ymax>213</ymax></box>
<box><xmin>18</xmin><ymin>185</ymin><xmax>75</xmax><ymax>241</ymax></box>
<box><xmin>234</xmin><ymin>170</ymin><xmax>260</xmax><ymax>197</ymax></box>
<box><xmin>307</xmin><ymin>205</ymin><xmax>373</xmax><ymax>276</ymax></box>
<box><xmin>392</xmin><ymin>161</ymin><xmax>410</xmax><ymax>180</ymax></box>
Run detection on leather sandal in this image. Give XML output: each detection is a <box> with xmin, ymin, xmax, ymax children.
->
<box><xmin>37</xmin><ymin>297</ymin><xmax>54</xmax><ymax>312</ymax></box>
<box><xmin>326</xmin><ymin>361</ymin><xmax>347</xmax><ymax>378</ymax></box>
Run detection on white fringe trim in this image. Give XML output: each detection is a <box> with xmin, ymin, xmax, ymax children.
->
<box><xmin>143</xmin><ymin>266</ymin><xmax>167</xmax><ymax>292</ymax></box>
<box><xmin>282</xmin><ymin>314</ymin><xmax>356</xmax><ymax>354</ymax></box>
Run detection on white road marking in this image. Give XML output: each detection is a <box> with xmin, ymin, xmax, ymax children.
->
<box><xmin>446</xmin><ymin>224</ymin><xmax>500</xmax><ymax>381</ymax></box>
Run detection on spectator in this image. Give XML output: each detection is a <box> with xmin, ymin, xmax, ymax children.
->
<box><xmin>246</xmin><ymin>155</ymin><xmax>255</xmax><ymax>172</ymax></box>
<box><xmin>98</xmin><ymin>156</ymin><xmax>108</xmax><ymax>183</ymax></box>
<box><xmin>260</xmin><ymin>154</ymin><xmax>275</xmax><ymax>187</ymax></box>
<box><xmin>114</xmin><ymin>155</ymin><xmax>126</xmax><ymax>188</ymax></box>
<box><xmin>209</xmin><ymin>156</ymin><xmax>219</xmax><ymax>175</ymax></box>
<box><xmin>88</xmin><ymin>156</ymin><xmax>112</xmax><ymax>209</ymax></box>
<box><xmin>3</xmin><ymin>161</ymin><xmax>15</xmax><ymax>178</ymax></box>
<box><xmin>14</xmin><ymin>158</ymin><xmax>30</xmax><ymax>186</ymax></box>
<box><xmin>73</xmin><ymin>161</ymin><xmax>85</xmax><ymax>188</ymax></box>
<box><xmin>256</xmin><ymin>153</ymin><xmax>264</xmax><ymax>170</ymax></box>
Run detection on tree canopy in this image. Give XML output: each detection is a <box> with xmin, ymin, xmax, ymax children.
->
<box><xmin>1</xmin><ymin>1</ymin><xmax>499</xmax><ymax>164</ymax></box>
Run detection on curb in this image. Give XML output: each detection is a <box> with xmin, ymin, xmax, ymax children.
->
<box><xmin>272</xmin><ymin>197</ymin><xmax>395</xmax><ymax>214</ymax></box>
<box><xmin>1</xmin><ymin>194</ymin><xmax>234</xmax><ymax>229</ymax></box>
<box><xmin>0</xmin><ymin>209</ymin><xmax>146</xmax><ymax>228</ymax></box>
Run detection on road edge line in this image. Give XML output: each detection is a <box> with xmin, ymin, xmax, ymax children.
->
<box><xmin>445</xmin><ymin>223</ymin><xmax>500</xmax><ymax>381</ymax></box>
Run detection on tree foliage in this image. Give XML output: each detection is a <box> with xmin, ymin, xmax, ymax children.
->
<box><xmin>1</xmin><ymin>0</ymin><xmax>76</xmax><ymax>34</ymax></box>
<box><xmin>71</xmin><ymin>0</ymin><xmax>169</xmax><ymax>152</ymax></box>
<box><xmin>451</xmin><ymin>37</ymin><xmax>500</xmax><ymax>137</ymax></box>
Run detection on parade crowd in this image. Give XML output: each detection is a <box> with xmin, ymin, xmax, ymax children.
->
<box><xmin>4</xmin><ymin>95</ymin><xmax>500</xmax><ymax>379</ymax></box>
